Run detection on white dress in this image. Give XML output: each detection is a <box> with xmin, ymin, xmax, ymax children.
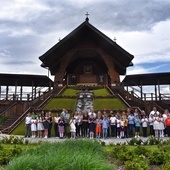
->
<box><xmin>31</xmin><ymin>119</ymin><xmax>37</xmax><ymax>131</ymax></box>
<box><xmin>159</xmin><ymin>117</ymin><xmax>165</xmax><ymax>130</ymax></box>
<box><xmin>37</xmin><ymin>117</ymin><xmax>44</xmax><ymax>131</ymax></box>
<box><xmin>153</xmin><ymin>117</ymin><xmax>159</xmax><ymax>130</ymax></box>
<box><xmin>70</xmin><ymin>119</ymin><xmax>76</xmax><ymax>133</ymax></box>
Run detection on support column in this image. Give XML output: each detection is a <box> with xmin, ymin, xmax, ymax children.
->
<box><xmin>158</xmin><ymin>79</ymin><xmax>161</xmax><ymax>101</ymax></box>
<box><xmin>6</xmin><ymin>86</ymin><xmax>9</xmax><ymax>100</ymax></box>
<box><xmin>32</xmin><ymin>81</ymin><xmax>34</xmax><ymax>101</ymax></box>
<box><xmin>155</xmin><ymin>85</ymin><xmax>157</xmax><ymax>101</ymax></box>
<box><xmin>0</xmin><ymin>86</ymin><xmax>1</xmax><ymax>100</ymax></box>
<box><xmin>20</xmin><ymin>86</ymin><xmax>23</xmax><ymax>101</ymax></box>
<box><xmin>140</xmin><ymin>80</ymin><xmax>143</xmax><ymax>100</ymax></box>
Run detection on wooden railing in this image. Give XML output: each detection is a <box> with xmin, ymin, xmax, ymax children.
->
<box><xmin>1</xmin><ymin>107</ymin><xmax>31</xmax><ymax>134</ymax></box>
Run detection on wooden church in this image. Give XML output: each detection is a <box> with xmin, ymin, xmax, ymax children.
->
<box><xmin>39</xmin><ymin>16</ymin><xmax>134</xmax><ymax>88</ymax></box>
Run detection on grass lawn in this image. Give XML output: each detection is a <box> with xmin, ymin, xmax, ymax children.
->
<box><xmin>62</xmin><ymin>88</ymin><xmax>79</xmax><ymax>96</ymax></box>
<box><xmin>93</xmin><ymin>88</ymin><xmax>110</xmax><ymax>96</ymax></box>
<box><xmin>44</xmin><ymin>98</ymin><xmax>76</xmax><ymax>112</ymax></box>
<box><xmin>93</xmin><ymin>98</ymin><xmax>126</xmax><ymax>110</ymax></box>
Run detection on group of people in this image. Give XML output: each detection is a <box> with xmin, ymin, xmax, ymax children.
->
<box><xmin>25</xmin><ymin>106</ymin><xmax>170</xmax><ymax>139</ymax></box>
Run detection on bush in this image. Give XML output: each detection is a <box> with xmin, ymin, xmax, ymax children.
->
<box><xmin>125</xmin><ymin>158</ymin><xmax>149</xmax><ymax>170</ymax></box>
<box><xmin>163</xmin><ymin>162</ymin><xmax>170</xmax><ymax>170</ymax></box>
<box><xmin>148</xmin><ymin>150</ymin><xmax>165</xmax><ymax>165</ymax></box>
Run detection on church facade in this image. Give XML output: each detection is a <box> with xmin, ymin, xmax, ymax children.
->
<box><xmin>39</xmin><ymin>17</ymin><xmax>134</xmax><ymax>88</ymax></box>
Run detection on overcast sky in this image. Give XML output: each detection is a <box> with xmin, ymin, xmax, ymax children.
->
<box><xmin>0</xmin><ymin>0</ymin><xmax>170</xmax><ymax>81</ymax></box>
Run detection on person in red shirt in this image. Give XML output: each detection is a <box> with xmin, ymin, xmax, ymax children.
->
<box><xmin>165</xmin><ymin>114</ymin><xmax>170</xmax><ymax>137</ymax></box>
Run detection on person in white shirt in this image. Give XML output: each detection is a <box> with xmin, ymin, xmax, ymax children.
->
<box><xmin>110</xmin><ymin>113</ymin><xmax>117</xmax><ymax>138</ymax></box>
<box><xmin>149</xmin><ymin>114</ymin><xmax>154</xmax><ymax>136</ymax></box>
<box><xmin>116</xmin><ymin>116</ymin><xmax>121</xmax><ymax>138</ymax></box>
<box><xmin>25</xmin><ymin>112</ymin><xmax>32</xmax><ymax>138</ymax></box>
<box><xmin>54</xmin><ymin>113</ymin><xmax>60</xmax><ymax>138</ymax></box>
<box><xmin>88</xmin><ymin>108</ymin><xmax>96</xmax><ymax>118</ymax></box>
<box><xmin>149</xmin><ymin>106</ymin><xmax>160</xmax><ymax>118</ymax></box>
<box><xmin>141</xmin><ymin>115</ymin><xmax>148</xmax><ymax>137</ymax></box>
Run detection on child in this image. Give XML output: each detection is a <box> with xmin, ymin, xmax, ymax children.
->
<box><xmin>37</xmin><ymin>112</ymin><xmax>44</xmax><ymax>138</ymax></box>
<box><xmin>141</xmin><ymin>115</ymin><xmax>148</xmax><ymax>137</ymax></box>
<box><xmin>102</xmin><ymin>116</ymin><xmax>109</xmax><ymax>139</ymax></box>
<box><xmin>88</xmin><ymin>114</ymin><xmax>96</xmax><ymax>139</ymax></box>
<box><xmin>31</xmin><ymin>115</ymin><xmax>37</xmax><ymax>138</ymax></box>
<box><xmin>135</xmin><ymin>115</ymin><xmax>141</xmax><ymax>138</ymax></box>
<box><xmin>95</xmin><ymin>111</ymin><xmax>102</xmax><ymax>139</ymax></box>
<box><xmin>116</xmin><ymin>116</ymin><xmax>121</xmax><ymax>138</ymax></box>
<box><xmin>69</xmin><ymin>117</ymin><xmax>76</xmax><ymax>139</ymax></box>
<box><xmin>120</xmin><ymin>117</ymin><xmax>125</xmax><ymax>138</ymax></box>
<box><xmin>58</xmin><ymin>115</ymin><xmax>65</xmax><ymax>139</ymax></box>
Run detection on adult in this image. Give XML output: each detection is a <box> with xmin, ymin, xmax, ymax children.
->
<box><xmin>149</xmin><ymin>114</ymin><xmax>154</xmax><ymax>136</ymax></box>
<box><xmin>149</xmin><ymin>106</ymin><xmax>160</xmax><ymax>118</ymax></box>
<box><xmin>88</xmin><ymin>113</ymin><xmax>96</xmax><ymax>139</ymax></box>
<box><xmin>54</xmin><ymin>113</ymin><xmax>60</xmax><ymax>138</ymax></box>
<box><xmin>82</xmin><ymin>110</ymin><xmax>89</xmax><ymax>138</ymax></box>
<box><xmin>48</xmin><ymin>112</ymin><xmax>53</xmax><ymax>138</ymax></box>
<box><xmin>165</xmin><ymin>114</ymin><xmax>170</xmax><ymax>137</ymax></box>
<box><xmin>25</xmin><ymin>112</ymin><xmax>32</xmax><ymax>138</ymax></box>
<box><xmin>43</xmin><ymin>112</ymin><xmax>50</xmax><ymax>139</ymax></box>
<box><xmin>88</xmin><ymin>108</ymin><xmax>96</xmax><ymax>118</ymax></box>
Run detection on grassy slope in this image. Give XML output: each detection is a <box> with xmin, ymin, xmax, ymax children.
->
<box><xmin>93</xmin><ymin>98</ymin><xmax>126</xmax><ymax>110</ymax></box>
<box><xmin>93</xmin><ymin>88</ymin><xmax>110</xmax><ymax>96</ymax></box>
<box><xmin>62</xmin><ymin>88</ymin><xmax>79</xmax><ymax>95</ymax></box>
<box><xmin>44</xmin><ymin>98</ymin><xmax>76</xmax><ymax>111</ymax></box>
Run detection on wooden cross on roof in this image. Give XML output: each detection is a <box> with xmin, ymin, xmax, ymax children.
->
<box><xmin>85</xmin><ymin>12</ymin><xmax>90</xmax><ymax>22</ymax></box>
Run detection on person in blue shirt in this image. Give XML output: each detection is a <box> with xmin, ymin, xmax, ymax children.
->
<box><xmin>102</xmin><ymin>116</ymin><xmax>109</xmax><ymax>139</ymax></box>
<box><xmin>135</xmin><ymin>115</ymin><xmax>141</xmax><ymax>138</ymax></box>
<box><xmin>128</xmin><ymin>112</ymin><xmax>135</xmax><ymax>137</ymax></box>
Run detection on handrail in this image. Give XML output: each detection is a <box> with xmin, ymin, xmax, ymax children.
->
<box><xmin>36</xmin><ymin>93</ymin><xmax>53</xmax><ymax>109</ymax></box>
<box><xmin>57</xmin><ymin>85</ymin><xmax>67</xmax><ymax>95</ymax></box>
<box><xmin>116</xmin><ymin>93</ymin><xmax>131</xmax><ymax>108</ymax></box>
<box><xmin>1</xmin><ymin>107</ymin><xmax>31</xmax><ymax>134</ymax></box>
<box><xmin>105</xmin><ymin>85</ymin><xmax>115</xmax><ymax>95</ymax></box>
<box><xmin>0</xmin><ymin>102</ymin><xmax>17</xmax><ymax>116</ymax></box>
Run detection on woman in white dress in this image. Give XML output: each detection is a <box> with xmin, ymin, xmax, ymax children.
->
<box><xmin>37</xmin><ymin>113</ymin><xmax>44</xmax><ymax>138</ymax></box>
<box><xmin>158</xmin><ymin>114</ymin><xmax>165</xmax><ymax>137</ymax></box>
<box><xmin>153</xmin><ymin>113</ymin><xmax>159</xmax><ymax>137</ymax></box>
<box><xmin>31</xmin><ymin>116</ymin><xmax>37</xmax><ymax>138</ymax></box>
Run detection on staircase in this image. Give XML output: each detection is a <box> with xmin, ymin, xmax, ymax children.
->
<box><xmin>0</xmin><ymin>113</ymin><xmax>22</xmax><ymax>134</ymax></box>
<box><xmin>111</xmin><ymin>87</ymin><xmax>145</xmax><ymax>110</ymax></box>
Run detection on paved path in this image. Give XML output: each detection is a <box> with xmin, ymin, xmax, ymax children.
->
<box><xmin>0</xmin><ymin>134</ymin><xmax>169</xmax><ymax>145</ymax></box>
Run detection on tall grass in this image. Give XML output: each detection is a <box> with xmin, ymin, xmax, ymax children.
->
<box><xmin>5</xmin><ymin>140</ymin><xmax>115</xmax><ymax>170</ymax></box>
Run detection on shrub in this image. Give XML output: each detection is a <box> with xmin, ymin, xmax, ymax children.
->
<box><xmin>148</xmin><ymin>150</ymin><xmax>165</xmax><ymax>165</ymax></box>
<box><xmin>125</xmin><ymin>158</ymin><xmax>149</xmax><ymax>170</ymax></box>
<box><xmin>163</xmin><ymin>162</ymin><xmax>170</xmax><ymax>170</ymax></box>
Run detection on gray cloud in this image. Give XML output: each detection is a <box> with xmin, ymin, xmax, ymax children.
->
<box><xmin>0</xmin><ymin>0</ymin><xmax>170</xmax><ymax>76</ymax></box>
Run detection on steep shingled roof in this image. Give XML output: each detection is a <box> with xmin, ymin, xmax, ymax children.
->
<box><xmin>39</xmin><ymin>19</ymin><xmax>134</xmax><ymax>75</ymax></box>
